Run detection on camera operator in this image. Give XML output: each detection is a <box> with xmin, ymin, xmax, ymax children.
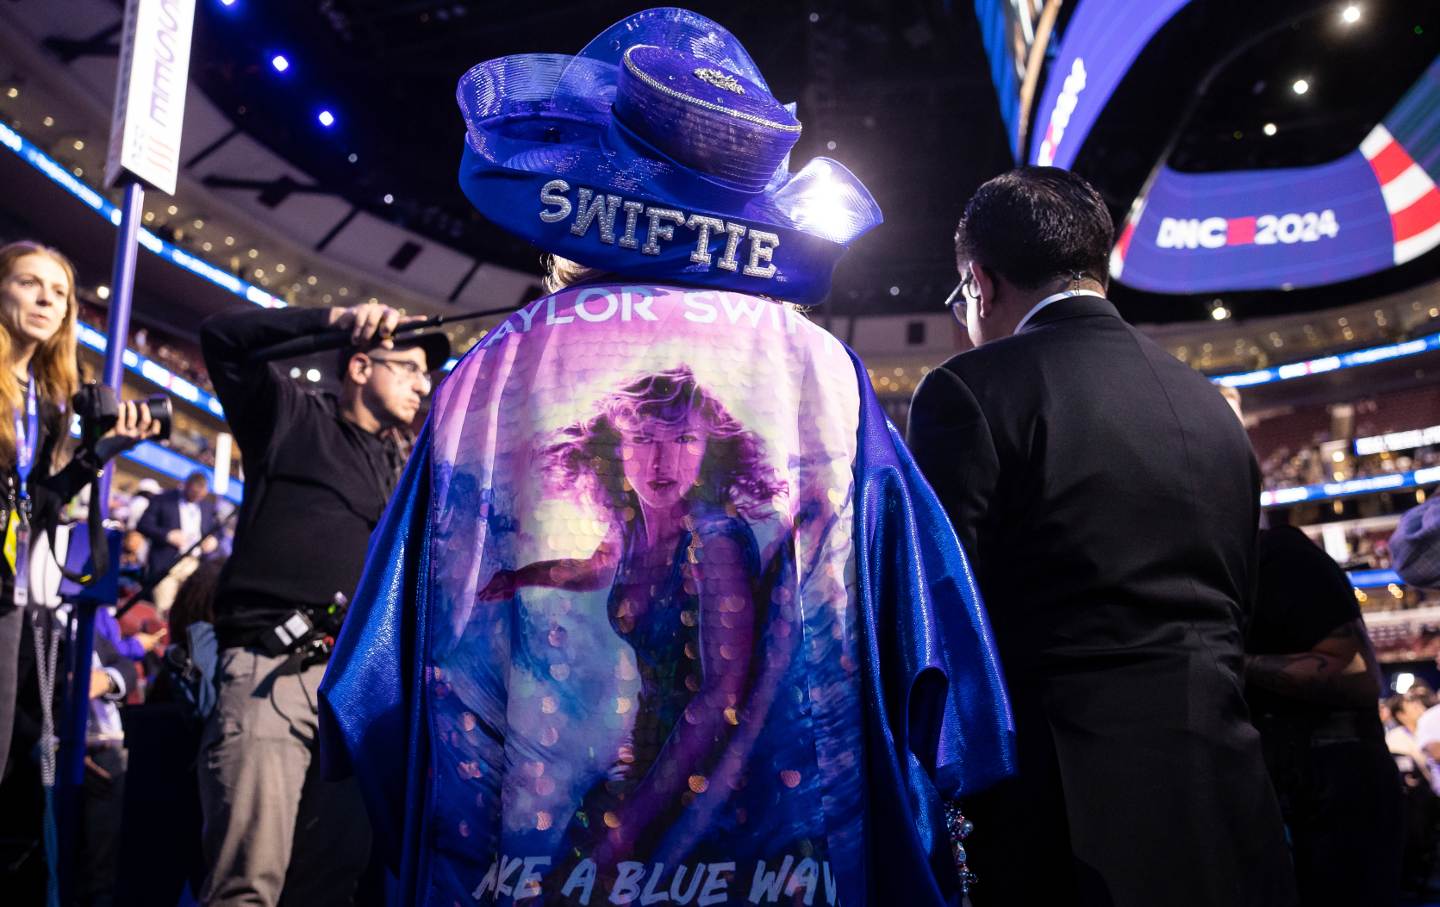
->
<box><xmin>0</xmin><ymin>241</ymin><xmax>158</xmax><ymax>784</ymax></box>
<box><xmin>197</xmin><ymin>301</ymin><xmax>447</xmax><ymax>907</ymax></box>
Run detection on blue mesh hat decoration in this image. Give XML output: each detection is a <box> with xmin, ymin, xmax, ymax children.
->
<box><xmin>455</xmin><ymin>7</ymin><xmax>883</xmax><ymax>305</ymax></box>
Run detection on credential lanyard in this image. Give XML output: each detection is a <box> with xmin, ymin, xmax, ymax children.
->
<box><xmin>11</xmin><ymin>376</ymin><xmax>37</xmax><ymax>606</ymax></box>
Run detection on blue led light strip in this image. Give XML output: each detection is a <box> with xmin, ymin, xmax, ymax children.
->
<box><xmin>1212</xmin><ymin>332</ymin><xmax>1440</xmax><ymax>388</ymax></box>
<box><xmin>1262</xmin><ymin>465</ymin><xmax>1440</xmax><ymax>507</ymax></box>
<box><xmin>1349</xmin><ymin>568</ymin><xmax>1403</xmax><ymax>588</ymax></box>
<box><xmin>0</xmin><ymin>120</ymin><xmax>284</xmax><ymax>310</ymax></box>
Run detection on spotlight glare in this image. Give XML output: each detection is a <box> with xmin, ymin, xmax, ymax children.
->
<box><xmin>305</xmin><ymin>368</ymin><xmax>322</xmax><ymax>383</ymax></box>
<box><xmin>1292</xmin><ymin>78</ymin><xmax>1310</xmax><ymax>95</ymax></box>
<box><xmin>1210</xmin><ymin>303</ymin><xmax>1231</xmax><ymax>321</ymax></box>
<box><xmin>317</xmin><ymin>109</ymin><xmax>335</xmax><ymax>127</ymax></box>
<box><xmin>271</xmin><ymin>54</ymin><xmax>290</xmax><ymax>73</ymax></box>
<box><xmin>220</xmin><ymin>0</ymin><xmax>237</xmax><ymax>6</ymax></box>
<box><xmin>1263</xmin><ymin>122</ymin><xmax>1277</xmax><ymax>136</ymax></box>
<box><xmin>383</xmin><ymin>193</ymin><xmax>395</xmax><ymax>205</ymax></box>
<box><xmin>1341</xmin><ymin>5</ymin><xmax>1361</xmax><ymax>24</ymax></box>
<box><xmin>96</xmin><ymin>285</ymin><xmax>110</xmax><ymax>300</ymax></box>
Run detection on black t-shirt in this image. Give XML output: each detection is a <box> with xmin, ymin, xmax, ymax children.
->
<box><xmin>1248</xmin><ymin>525</ymin><xmax>1366</xmax><ymax>723</ymax></box>
<box><xmin>201</xmin><ymin>307</ymin><xmax>404</xmax><ymax>649</ymax></box>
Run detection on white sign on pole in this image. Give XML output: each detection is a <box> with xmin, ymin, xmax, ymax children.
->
<box><xmin>104</xmin><ymin>0</ymin><xmax>197</xmax><ymax>195</ymax></box>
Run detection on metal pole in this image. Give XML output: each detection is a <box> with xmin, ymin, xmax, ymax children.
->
<box><xmin>57</xmin><ymin>178</ymin><xmax>144</xmax><ymax>899</ymax></box>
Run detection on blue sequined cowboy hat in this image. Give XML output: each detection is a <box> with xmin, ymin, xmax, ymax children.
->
<box><xmin>455</xmin><ymin>7</ymin><xmax>883</xmax><ymax>305</ymax></box>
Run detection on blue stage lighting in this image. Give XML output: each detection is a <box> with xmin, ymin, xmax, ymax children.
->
<box><xmin>271</xmin><ymin>54</ymin><xmax>290</xmax><ymax>73</ymax></box>
<box><xmin>318</xmin><ymin>109</ymin><xmax>335</xmax><ymax>128</ymax></box>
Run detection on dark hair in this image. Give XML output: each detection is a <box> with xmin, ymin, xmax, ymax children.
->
<box><xmin>167</xmin><ymin>556</ymin><xmax>225</xmax><ymax>646</ymax></box>
<box><xmin>545</xmin><ymin>366</ymin><xmax>786</xmax><ymax>520</ymax></box>
<box><xmin>954</xmin><ymin>166</ymin><xmax>1114</xmax><ymax>290</ymax></box>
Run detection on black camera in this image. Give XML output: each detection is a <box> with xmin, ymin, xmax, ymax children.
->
<box><xmin>72</xmin><ymin>383</ymin><xmax>173</xmax><ymax>449</ymax></box>
<box><xmin>258</xmin><ymin>593</ymin><xmax>350</xmax><ymax>666</ymax></box>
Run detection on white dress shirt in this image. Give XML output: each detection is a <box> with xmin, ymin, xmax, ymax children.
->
<box><xmin>1013</xmin><ymin>289</ymin><xmax>1106</xmax><ymax>335</ymax></box>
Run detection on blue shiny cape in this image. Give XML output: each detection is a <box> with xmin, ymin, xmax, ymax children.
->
<box><xmin>318</xmin><ymin>348</ymin><xmax>1014</xmax><ymax>905</ymax></box>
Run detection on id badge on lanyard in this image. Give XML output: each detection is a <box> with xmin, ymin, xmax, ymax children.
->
<box><xmin>8</xmin><ymin>377</ymin><xmax>38</xmax><ymax>607</ymax></box>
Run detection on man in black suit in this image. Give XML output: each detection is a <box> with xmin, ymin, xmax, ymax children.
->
<box><xmin>136</xmin><ymin>471</ymin><xmax>218</xmax><ymax>615</ymax></box>
<box><xmin>906</xmin><ymin>167</ymin><xmax>1294</xmax><ymax>906</ymax></box>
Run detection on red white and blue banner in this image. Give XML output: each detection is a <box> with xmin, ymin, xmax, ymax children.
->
<box><xmin>1112</xmin><ymin>55</ymin><xmax>1440</xmax><ymax>292</ymax></box>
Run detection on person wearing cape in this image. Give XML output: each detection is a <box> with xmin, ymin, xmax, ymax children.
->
<box><xmin>318</xmin><ymin>9</ymin><xmax>1016</xmax><ymax>906</ymax></box>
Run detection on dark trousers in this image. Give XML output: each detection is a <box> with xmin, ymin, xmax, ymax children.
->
<box><xmin>1265</xmin><ymin>733</ymin><xmax>1405</xmax><ymax>907</ymax></box>
<box><xmin>80</xmin><ymin>746</ymin><xmax>127</xmax><ymax>907</ymax></box>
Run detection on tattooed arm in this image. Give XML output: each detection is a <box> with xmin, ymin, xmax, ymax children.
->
<box><xmin>1244</xmin><ymin>618</ymin><xmax>1383</xmax><ymax>707</ymax></box>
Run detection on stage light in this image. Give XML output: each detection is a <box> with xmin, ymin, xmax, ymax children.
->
<box><xmin>1292</xmin><ymin>78</ymin><xmax>1309</xmax><ymax>95</ymax></box>
<box><xmin>347</xmin><ymin>153</ymin><xmax>358</xmax><ymax>163</ymax></box>
<box><xmin>318</xmin><ymin>109</ymin><xmax>335</xmax><ymax>127</ymax></box>
<box><xmin>1263</xmin><ymin>122</ymin><xmax>1277</xmax><ymax>136</ymax></box>
<box><xmin>825</xmin><ymin>140</ymin><xmax>837</xmax><ymax>151</ymax></box>
<box><xmin>1210</xmin><ymin>301</ymin><xmax>1231</xmax><ymax>321</ymax></box>
<box><xmin>271</xmin><ymin>55</ymin><xmax>290</xmax><ymax>73</ymax></box>
<box><xmin>193</xmin><ymin>218</ymin><xmax>204</xmax><ymax>229</ymax></box>
<box><xmin>889</xmin><ymin>286</ymin><xmax>900</xmax><ymax>296</ymax></box>
<box><xmin>6</xmin><ymin>87</ymin><xmax>18</xmax><ymax>99</ymax></box>
<box><xmin>96</xmin><ymin>285</ymin><xmax>110</xmax><ymax>300</ymax></box>
<box><xmin>72</xmin><ymin>139</ymin><xmax>84</xmax><ymax>150</ymax></box>
<box><xmin>1341</xmin><ymin>5</ymin><xmax>1361</xmax><ymax>25</ymax></box>
<box><xmin>167</xmin><ymin>204</ymin><xmax>178</xmax><ymax>215</ymax></box>
<box><xmin>42</xmin><ymin>116</ymin><xmax>53</xmax><ymax>127</ymax></box>
<box><xmin>219</xmin><ymin>0</ymin><xmax>237</xmax><ymax>6</ymax></box>
<box><xmin>306</xmin><ymin>368</ymin><xmax>322</xmax><ymax>383</ymax></box>
<box><xmin>383</xmin><ymin>193</ymin><xmax>395</xmax><ymax>204</ymax></box>
<box><xmin>1395</xmin><ymin>672</ymin><xmax>1415</xmax><ymax>694</ymax></box>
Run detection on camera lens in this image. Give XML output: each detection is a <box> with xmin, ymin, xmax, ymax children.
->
<box><xmin>145</xmin><ymin>393</ymin><xmax>173</xmax><ymax>442</ymax></box>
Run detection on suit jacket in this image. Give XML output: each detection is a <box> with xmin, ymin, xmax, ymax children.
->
<box><xmin>136</xmin><ymin>489</ymin><xmax>218</xmax><ymax>581</ymax></box>
<box><xmin>907</xmin><ymin>296</ymin><xmax>1294</xmax><ymax>907</ymax></box>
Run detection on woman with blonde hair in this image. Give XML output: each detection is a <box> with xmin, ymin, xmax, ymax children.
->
<box><xmin>0</xmin><ymin>240</ymin><xmax>157</xmax><ymax>780</ymax></box>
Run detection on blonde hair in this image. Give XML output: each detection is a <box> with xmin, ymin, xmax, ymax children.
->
<box><xmin>0</xmin><ymin>241</ymin><xmax>82</xmax><ymax>468</ymax></box>
<box><xmin>542</xmin><ymin>254</ymin><xmax>606</xmax><ymax>295</ymax></box>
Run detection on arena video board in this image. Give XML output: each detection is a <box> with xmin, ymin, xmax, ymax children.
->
<box><xmin>1111</xmin><ymin>55</ymin><xmax>1440</xmax><ymax>293</ymax></box>
<box><xmin>973</xmin><ymin>0</ymin><xmax>1046</xmax><ymax>159</ymax></box>
<box><xmin>1028</xmin><ymin>0</ymin><xmax>1192</xmax><ymax>168</ymax></box>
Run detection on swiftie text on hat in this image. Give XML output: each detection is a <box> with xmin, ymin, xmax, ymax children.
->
<box><xmin>539</xmin><ymin>180</ymin><xmax>781</xmax><ymax>280</ymax></box>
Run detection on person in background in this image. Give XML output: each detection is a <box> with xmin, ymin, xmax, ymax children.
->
<box><xmin>1245</xmin><ymin>516</ymin><xmax>1403</xmax><ymax>904</ymax></box>
<box><xmin>906</xmin><ymin>167</ymin><xmax>1292</xmax><ymax>907</ymax></box>
<box><xmin>137</xmin><ymin>471</ymin><xmax>219</xmax><ymax>617</ymax></box>
<box><xmin>1226</xmin><ymin>384</ymin><xmax>1403</xmax><ymax>903</ymax></box>
<box><xmin>196</xmin><ymin>300</ymin><xmax>448</xmax><ymax>907</ymax></box>
<box><xmin>0</xmin><ymin>240</ymin><xmax>157</xmax><ymax>784</ymax></box>
<box><xmin>125</xmin><ymin>476</ymin><xmax>162</xmax><ymax>530</ymax></box>
<box><xmin>1386</xmin><ymin>690</ymin><xmax>1440</xmax><ymax>893</ymax></box>
<box><xmin>1391</xmin><ymin>494</ymin><xmax>1440</xmax><ymax>588</ymax></box>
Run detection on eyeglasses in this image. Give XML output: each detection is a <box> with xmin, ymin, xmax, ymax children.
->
<box><xmin>368</xmin><ymin>356</ymin><xmax>433</xmax><ymax>387</ymax></box>
<box><xmin>943</xmin><ymin>268</ymin><xmax>979</xmax><ymax>328</ymax></box>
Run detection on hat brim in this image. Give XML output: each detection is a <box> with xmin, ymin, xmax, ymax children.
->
<box><xmin>392</xmin><ymin>331</ymin><xmax>452</xmax><ymax>372</ymax></box>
